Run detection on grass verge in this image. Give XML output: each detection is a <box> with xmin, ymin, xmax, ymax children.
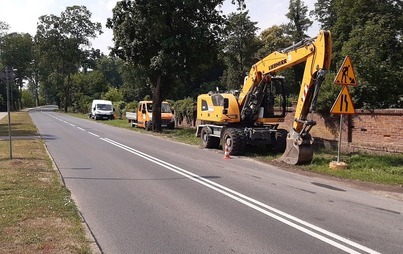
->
<box><xmin>0</xmin><ymin>112</ymin><xmax>92</xmax><ymax>253</ymax></box>
<box><xmin>306</xmin><ymin>151</ymin><xmax>403</xmax><ymax>185</ymax></box>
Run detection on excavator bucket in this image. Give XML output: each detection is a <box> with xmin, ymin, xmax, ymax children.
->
<box><xmin>279</xmin><ymin>134</ymin><xmax>314</xmax><ymax>165</ymax></box>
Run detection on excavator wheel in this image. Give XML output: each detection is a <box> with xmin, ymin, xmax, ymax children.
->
<box><xmin>279</xmin><ymin>133</ymin><xmax>313</xmax><ymax>165</ymax></box>
<box><xmin>222</xmin><ymin>128</ymin><xmax>245</xmax><ymax>155</ymax></box>
<box><xmin>201</xmin><ymin>127</ymin><xmax>220</xmax><ymax>149</ymax></box>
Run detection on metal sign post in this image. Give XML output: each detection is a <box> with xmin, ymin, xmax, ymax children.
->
<box><xmin>330</xmin><ymin>55</ymin><xmax>358</xmax><ymax>169</ymax></box>
<box><xmin>1</xmin><ymin>66</ymin><xmax>15</xmax><ymax>160</ymax></box>
<box><xmin>337</xmin><ymin>115</ymin><xmax>343</xmax><ymax>163</ymax></box>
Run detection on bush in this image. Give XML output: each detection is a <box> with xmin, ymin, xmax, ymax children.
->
<box><xmin>173</xmin><ymin>97</ymin><xmax>195</xmax><ymax>126</ymax></box>
<box><xmin>113</xmin><ymin>101</ymin><xmax>126</xmax><ymax>119</ymax></box>
<box><xmin>124</xmin><ymin>101</ymin><xmax>138</xmax><ymax>114</ymax></box>
<box><xmin>71</xmin><ymin>95</ymin><xmax>92</xmax><ymax>114</ymax></box>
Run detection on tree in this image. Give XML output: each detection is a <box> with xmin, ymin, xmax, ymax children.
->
<box><xmin>341</xmin><ymin>14</ymin><xmax>402</xmax><ymax>108</ymax></box>
<box><xmin>284</xmin><ymin>0</ymin><xmax>313</xmax><ymax>95</ymax></box>
<box><xmin>0</xmin><ymin>32</ymin><xmax>33</xmax><ymax>110</ymax></box>
<box><xmin>220</xmin><ymin>11</ymin><xmax>261</xmax><ymax>90</ymax></box>
<box><xmin>107</xmin><ymin>0</ymin><xmax>227</xmax><ymax>132</ymax></box>
<box><xmin>257</xmin><ymin>25</ymin><xmax>296</xmax><ymax>98</ymax></box>
<box><xmin>285</xmin><ymin>0</ymin><xmax>312</xmax><ymax>42</ymax></box>
<box><xmin>95</xmin><ymin>56</ymin><xmax>123</xmax><ymax>88</ymax></box>
<box><xmin>35</xmin><ymin>5</ymin><xmax>102</xmax><ymax>112</ymax></box>
<box><xmin>103</xmin><ymin>87</ymin><xmax>123</xmax><ymax>102</ymax></box>
<box><xmin>258</xmin><ymin>25</ymin><xmax>292</xmax><ymax>57</ymax></box>
<box><xmin>312</xmin><ymin>0</ymin><xmax>402</xmax><ymax>109</ymax></box>
<box><xmin>311</xmin><ymin>0</ymin><xmax>337</xmax><ymax>30</ymax></box>
<box><xmin>0</xmin><ymin>21</ymin><xmax>9</xmax><ymax>37</ymax></box>
<box><xmin>70</xmin><ymin>70</ymin><xmax>109</xmax><ymax>112</ymax></box>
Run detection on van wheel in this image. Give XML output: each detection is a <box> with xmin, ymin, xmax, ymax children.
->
<box><xmin>167</xmin><ymin>122</ymin><xmax>175</xmax><ymax>129</ymax></box>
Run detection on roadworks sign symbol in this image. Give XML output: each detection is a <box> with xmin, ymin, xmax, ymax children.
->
<box><xmin>334</xmin><ymin>55</ymin><xmax>357</xmax><ymax>86</ymax></box>
<box><xmin>330</xmin><ymin>86</ymin><xmax>355</xmax><ymax>114</ymax></box>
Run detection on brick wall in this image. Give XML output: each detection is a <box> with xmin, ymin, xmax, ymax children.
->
<box><xmin>190</xmin><ymin>106</ymin><xmax>403</xmax><ymax>154</ymax></box>
<box><xmin>348</xmin><ymin>109</ymin><xmax>403</xmax><ymax>153</ymax></box>
<box><xmin>279</xmin><ymin>108</ymin><xmax>403</xmax><ymax>154</ymax></box>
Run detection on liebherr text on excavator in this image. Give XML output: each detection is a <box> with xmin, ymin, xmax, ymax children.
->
<box><xmin>195</xmin><ymin>30</ymin><xmax>332</xmax><ymax>165</ymax></box>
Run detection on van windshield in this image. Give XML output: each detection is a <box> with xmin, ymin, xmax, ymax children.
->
<box><xmin>146</xmin><ymin>103</ymin><xmax>153</xmax><ymax>112</ymax></box>
<box><xmin>145</xmin><ymin>103</ymin><xmax>171</xmax><ymax>113</ymax></box>
<box><xmin>161</xmin><ymin>103</ymin><xmax>172</xmax><ymax>113</ymax></box>
<box><xmin>97</xmin><ymin>104</ymin><xmax>112</xmax><ymax>111</ymax></box>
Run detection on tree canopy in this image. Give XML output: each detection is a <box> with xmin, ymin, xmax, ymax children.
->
<box><xmin>313</xmin><ymin>0</ymin><xmax>403</xmax><ymax>109</ymax></box>
<box><xmin>35</xmin><ymin>5</ymin><xmax>102</xmax><ymax>112</ymax></box>
<box><xmin>107</xmin><ymin>0</ymin><xmax>227</xmax><ymax>131</ymax></box>
<box><xmin>1</xmin><ymin>0</ymin><xmax>401</xmax><ymax>116</ymax></box>
<box><xmin>220</xmin><ymin>11</ymin><xmax>261</xmax><ymax>90</ymax></box>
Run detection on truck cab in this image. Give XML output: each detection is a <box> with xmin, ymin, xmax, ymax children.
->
<box><xmin>126</xmin><ymin>101</ymin><xmax>175</xmax><ymax>130</ymax></box>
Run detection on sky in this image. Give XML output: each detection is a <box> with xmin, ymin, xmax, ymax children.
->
<box><xmin>0</xmin><ymin>0</ymin><xmax>319</xmax><ymax>55</ymax></box>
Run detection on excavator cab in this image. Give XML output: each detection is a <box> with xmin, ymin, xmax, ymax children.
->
<box><xmin>257</xmin><ymin>76</ymin><xmax>287</xmax><ymax>121</ymax></box>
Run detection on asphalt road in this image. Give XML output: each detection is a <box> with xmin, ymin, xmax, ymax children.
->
<box><xmin>30</xmin><ymin>108</ymin><xmax>403</xmax><ymax>254</ymax></box>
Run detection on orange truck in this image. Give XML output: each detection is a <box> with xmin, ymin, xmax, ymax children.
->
<box><xmin>126</xmin><ymin>100</ymin><xmax>175</xmax><ymax>130</ymax></box>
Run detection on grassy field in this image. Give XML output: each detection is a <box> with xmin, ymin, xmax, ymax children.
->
<box><xmin>0</xmin><ymin>112</ymin><xmax>93</xmax><ymax>253</ymax></box>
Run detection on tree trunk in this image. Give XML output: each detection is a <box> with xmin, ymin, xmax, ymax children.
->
<box><xmin>152</xmin><ymin>75</ymin><xmax>163</xmax><ymax>132</ymax></box>
<box><xmin>35</xmin><ymin>82</ymin><xmax>39</xmax><ymax>107</ymax></box>
<box><xmin>33</xmin><ymin>74</ymin><xmax>40</xmax><ymax>107</ymax></box>
<box><xmin>64</xmin><ymin>73</ymin><xmax>71</xmax><ymax>113</ymax></box>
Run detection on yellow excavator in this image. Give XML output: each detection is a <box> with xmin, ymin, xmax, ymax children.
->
<box><xmin>196</xmin><ymin>30</ymin><xmax>332</xmax><ymax>165</ymax></box>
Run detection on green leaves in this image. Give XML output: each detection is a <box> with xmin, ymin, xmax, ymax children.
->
<box><xmin>34</xmin><ymin>5</ymin><xmax>103</xmax><ymax>111</ymax></box>
<box><xmin>311</xmin><ymin>0</ymin><xmax>402</xmax><ymax>109</ymax></box>
<box><xmin>221</xmin><ymin>11</ymin><xmax>261</xmax><ymax>90</ymax></box>
<box><xmin>285</xmin><ymin>0</ymin><xmax>312</xmax><ymax>41</ymax></box>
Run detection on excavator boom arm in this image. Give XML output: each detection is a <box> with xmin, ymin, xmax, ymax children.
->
<box><xmin>238</xmin><ymin>31</ymin><xmax>332</xmax><ymax>132</ymax></box>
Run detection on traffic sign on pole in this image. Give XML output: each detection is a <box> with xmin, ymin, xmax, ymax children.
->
<box><xmin>330</xmin><ymin>85</ymin><xmax>355</xmax><ymax>115</ymax></box>
<box><xmin>0</xmin><ymin>67</ymin><xmax>16</xmax><ymax>83</ymax></box>
<box><xmin>334</xmin><ymin>55</ymin><xmax>357</xmax><ymax>86</ymax></box>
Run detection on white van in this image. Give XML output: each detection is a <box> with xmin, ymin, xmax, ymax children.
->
<box><xmin>89</xmin><ymin>100</ymin><xmax>114</xmax><ymax>120</ymax></box>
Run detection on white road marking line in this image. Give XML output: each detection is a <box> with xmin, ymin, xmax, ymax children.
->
<box><xmin>88</xmin><ymin>132</ymin><xmax>99</xmax><ymax>138</ymax></box>
<box><xmin>43</xmin><ymin>112</ymin><xmax>97</xmax><ymax>138</ymax></box>
<box><xmin>101</xmin><ymin>138</ymin><xmax>380</xmax><ymax>254</ymax></box>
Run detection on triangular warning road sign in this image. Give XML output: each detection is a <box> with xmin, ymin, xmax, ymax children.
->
<box><xmin>334</xmin><ymin>56</ymin><xmax>358</xmax><ymax>86</ymax></box>
<box><xmin>330</xmin><ymin>86</ymin><xmax>355</xmax><ymax>114</ymax></box>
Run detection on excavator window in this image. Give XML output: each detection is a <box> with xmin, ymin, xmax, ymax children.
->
<box><xmin>211</xmin><ymin>94</ymin><xmax>224</xmax><ymax>106</ymax></box>
<box><xmin>263</xmin><ymin>77</ymin><xmax>286</xmax><ymax>118</ymax></box>
<box><xmin>201</xmin><ymin>100</ymin><xmax>208</xmax><ymax>111</ymax></box>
